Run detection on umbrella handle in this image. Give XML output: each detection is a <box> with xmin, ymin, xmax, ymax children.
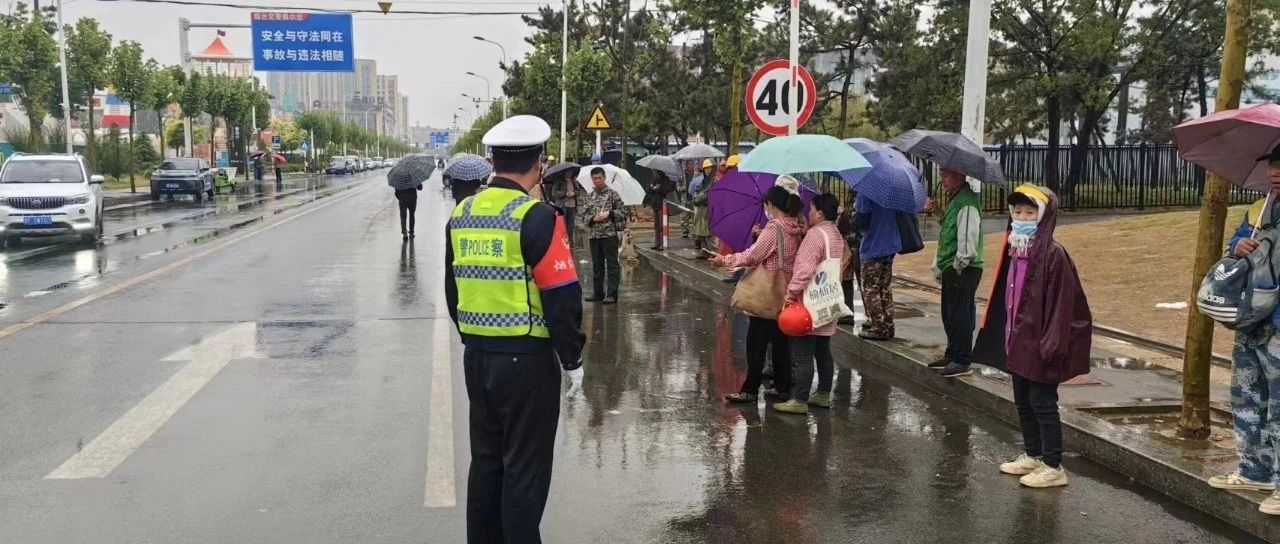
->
<box><xmin>1252</xmin><ymin>191</ymin><xmax>1276</xmax><ymax>239</ymax></box>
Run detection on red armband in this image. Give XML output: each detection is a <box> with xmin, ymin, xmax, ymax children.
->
<box><xmin>532</xmin><ymin>215</ymin><xmax>578</xmax><ymax>290</ymax></box>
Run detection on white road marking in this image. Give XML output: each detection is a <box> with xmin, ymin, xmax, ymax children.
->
<box><xmin>45</xmin><ymin>323</ymin><xmax>264</xmax><ymax>480</ymax></box>
<box><xmin>423</xmin><ymin>316</ymin><xmax>457</xmax><ymax>508</ymax></box>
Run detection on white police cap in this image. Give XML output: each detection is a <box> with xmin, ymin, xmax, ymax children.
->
<box><xmin>483</xmin><ymin>115</ymin><xmax>552</xmax><ymax>152</ymax></box>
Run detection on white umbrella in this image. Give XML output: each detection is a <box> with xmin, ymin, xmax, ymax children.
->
<box><xmin>577</xmin><ymin>164</ymin><xmax>646</xmax><ymax>205</ymax></box>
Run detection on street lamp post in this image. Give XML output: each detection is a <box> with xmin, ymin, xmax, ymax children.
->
<box><xmin>465</xmin><ymin>72</ymin><xmax>491</xmax><ymax>102</ymax></box>
<box><xmin>559</xmin><ymin>0</ymin><xmax>568</xmax><ymax>161</ymax></box>
<box><xmin>472</xmin><ymin>36</ymin><xmax>509</xmax><ymax>119</ymax></box>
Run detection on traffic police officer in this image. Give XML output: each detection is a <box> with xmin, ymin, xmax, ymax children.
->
<box><xmin>444</xmin><ymin>114</ymin><xmax>585</xmax><ymax>544</ymax></box>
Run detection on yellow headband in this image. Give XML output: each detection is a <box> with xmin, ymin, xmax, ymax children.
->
<box><xmin>1013</xmin><ymin>184</ymin><xmax>1048</xmax><ymax>205</ymax></box>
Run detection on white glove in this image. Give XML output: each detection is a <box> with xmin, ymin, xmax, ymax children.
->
<box><xmin>565</xmin><ymin>366</ymin><xmax>584</xmax><ymax>399</ymax></box>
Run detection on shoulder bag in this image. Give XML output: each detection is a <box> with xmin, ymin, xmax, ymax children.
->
<box><xmin>731</xmin><ymin>223</ymin><xmax>789</xmax><ymax>319</ymax></box>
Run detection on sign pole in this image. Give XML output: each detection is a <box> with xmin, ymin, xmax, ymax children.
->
<box><xmin>788</xmin><ymin>0</ymin><xmax>800</xmax><ymax>136</ymax></box>
<box><xmin>179</xmin><ymin>18</ymin><xmax>192</xmax><ymax>156</ymax></box>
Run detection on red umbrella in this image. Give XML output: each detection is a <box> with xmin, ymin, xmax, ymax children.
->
<box><xmin>272</xmin><ymin>153</ymin><xmax>287</xmax><ymax>164</ymax></box>
<box><xmin>1173</xmin><ymin>103</ymin><xmax>1280</xmax><ymax>192</ymax></box>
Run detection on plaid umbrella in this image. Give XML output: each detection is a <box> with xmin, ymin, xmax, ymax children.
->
<box><xmin>387</xmin><ymin>154</ymin><xmax>436</xmax><ymax>190</ymax></box>
<box><xmin>837</xmin><ymin>138</ymin><xmax>927</xmax><ymax>213</ymax></box>
<box><xmin>445</xmin><ymin>154</ymin><xmax>493</xmax><ymax>181</ymax></box>
<box><xmin>636</xmin><ymin>155</ymin><xmax>684</xmax><ymax>182</ymax></box>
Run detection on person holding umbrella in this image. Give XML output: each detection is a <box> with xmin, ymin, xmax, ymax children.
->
<box><xmin>387</xmin><ymin>155</ymin><xmax>436</xmax><ymax>240</ymax></box>
<box><xmin>444</xmin><ymin>154</ymin><xmax>493</xmax><ymax>206</ymax></box>
<box><xmin>711</xmin><ymin>176</ymin><xmax>806</xmax><ymax>404</ymax></box>
<box><xmin>889</xmin><ymin>130</ymin><xmax>1005</xmax><ymax>378</ymax></box>
<box><xmin>444</xmin><ymin>115</ymin><xmax>585</xmax><ymax>542</ymax></box>
<box><xmin>691</xmin><ymin>159</ymin><xmax>716</xmax><ymax>256</ymax></box>
<box><xmin>645</xmin><ymin>169</ymin><xmax>676</xmax><ymax>250</ymax></box>
<box><xmin>546</xmin><ymin>164</ymin><xmax>580</xmax><ymax>249</ymax></box>
<box><xmin>1171</xmin><ymin>105</ymin><xmax>1280</xmax><ymax>514</ymax></box>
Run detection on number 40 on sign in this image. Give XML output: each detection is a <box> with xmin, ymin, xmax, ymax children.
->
<box><xmin>745</xmin><ymin>59</ymin><xmax>818</xmax><ymax>136</ymax></box>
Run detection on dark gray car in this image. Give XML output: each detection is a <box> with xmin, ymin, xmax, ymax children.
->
<box><xmin>150</xmin><ymin>158</ymin><xmax>215</xmax><ymax>203</ymax></box>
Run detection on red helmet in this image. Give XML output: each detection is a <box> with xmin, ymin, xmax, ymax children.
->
<box><xmin>778</xmin><ymin>302</ymin><xmax>813</xmax><ymax>337</ymax></box>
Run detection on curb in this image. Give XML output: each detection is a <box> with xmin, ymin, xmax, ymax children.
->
<box><xmin>639</xmin><ymin>246</ymin><xmax>1279</xmax><ymax>543</ymax></box>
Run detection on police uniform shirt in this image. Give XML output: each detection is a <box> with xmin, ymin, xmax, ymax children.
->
<box><xmin>444</xmin><ymin>177</ymin><xmax>586</xmax><ymax>368</ymax></box>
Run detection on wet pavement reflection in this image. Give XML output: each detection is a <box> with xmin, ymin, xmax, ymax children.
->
<box><xmin>546</xmin><ymin>256</ymin><xmax>1262</xmax><ymax>543</ymax></box>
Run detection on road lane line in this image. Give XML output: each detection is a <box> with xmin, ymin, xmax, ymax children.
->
<box><xmin>424</xmin><ymin>315</ymin><xmax>457</xmax><ymax>508</ymax></box>
<box><xmin>45</xmin><ymin>323</ymin><xmax>263</xmax><ymax>479</ymax></box>
<box><xmin>0</xmin><ymin>186</ymin><xmax>369</xmax><ymax>342</ymax></box>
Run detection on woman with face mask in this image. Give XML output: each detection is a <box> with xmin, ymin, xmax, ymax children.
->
<box><xmin>710</xmin><ymin>176</ymin><xmax>806</xmax><ymax>403</ymax></box>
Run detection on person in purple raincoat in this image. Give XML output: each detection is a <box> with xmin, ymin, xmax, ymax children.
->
<box><xmin>973</xmin><ymin>184</ymin><xmax>1092</xmax><ymax>489</ymax></box>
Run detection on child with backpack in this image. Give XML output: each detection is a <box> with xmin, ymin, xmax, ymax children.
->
<box><xmin>973</xmin><ymin>184</ymin><xmax>1092</xmax><ymax>488</ymax></box>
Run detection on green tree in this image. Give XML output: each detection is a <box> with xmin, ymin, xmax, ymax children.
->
<box><xmin>99</xmin><ymin>123</ymin><xmax>127</xmax><ymax>179</ymax></box>
<box><xmin>177</xmin><ymin>70</ymin><xmax>203</xmax><ymax>155</ymax></box>
<box><xmin>108</xmin><ymin>40</ymin><xmax>149</xmax><ymax>190</ymax></box>
<box><xmin>65</xmin><ymin>18</ymin><xmax>112</xmax><ymax>167</ymax></box>
<box><xmin>871</xmin><ymin>0</ymin><xmax>966</xmax><ymax>135</ymax></box>
<box><xmin>143</xmin><ymin>63</ymin><xmax>181</xmax><ymax>157</ymax></box>
<box><xmin>133</xmin><ymin>132</ymin><xmax>159</xmax><ymax>172</ymax></box>
<box><xmin>163</xmin><ymin>117</ymin><xmax>203</xmax><ymax>155</ymax></box>
<box><xmin>1</xmin><ymin>10</ymin><xmax>58</xmax><ymax>150</ymax></box>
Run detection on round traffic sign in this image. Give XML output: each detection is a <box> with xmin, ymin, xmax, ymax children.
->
<box><xmin>745</xmin><ymin>59</ymin><xmax>818</xmax><ymax>137</ymax></box>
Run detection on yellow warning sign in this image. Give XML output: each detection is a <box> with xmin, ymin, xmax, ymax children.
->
<box><xmin>378</xmin><ymin>2</ymin><xmax>392</xmax><ymax>14</ymax></box>
<box><xmin>585</xmin><ymin>105</ymin><xmax>612</xmax><ymax>130</ymax></box>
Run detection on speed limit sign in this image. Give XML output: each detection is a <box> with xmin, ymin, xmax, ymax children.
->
<box><xmin>745</xmin><ymin>59</ymin><xmax>818</xmax><ymax>136</ymax></box>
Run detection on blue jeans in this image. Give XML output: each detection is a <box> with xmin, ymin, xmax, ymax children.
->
<box><xmin>790</xmin><ymin>335</ymin><xmax>833</xmax><ymax>402</ymax></box>
<box><xmin>1232</xmin><ymin>329</ymin><xmax>1280</xmax><ymax>484</ymax></box>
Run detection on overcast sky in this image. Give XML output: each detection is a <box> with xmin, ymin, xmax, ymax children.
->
<box><xmin>44</xmin><ymin>0</ymin><xmax>544</xmax><ymax>129</ymax></box>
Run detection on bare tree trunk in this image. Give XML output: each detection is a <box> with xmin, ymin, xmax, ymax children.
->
<box><xmin>127</xmin><ymin>105</ymin><xmax>136</xmax><ymax>192</ymax></box>
<box><xmin>1045</xmin><ymin>93</ymin><xmax>1062</xmax><ymax>192</ymax></box>
<box><xmin>1197</xmin><ymin>63</ymin><xmax>1210</xmax><ymax>117</ymax></box>
<box><xmin>1180</xmin><ymin>0</ymin><xmax>1252</xmax><ymax>440</ymax></box>
<box><xmin>838</xmin><ymin>47</ymin><xmax>854</xmax><ymax>139</ymax></box>
<box><xmin>729</xmin><ymin>57</ymin><xmax>743</xmax><ymax>156</ymax></box>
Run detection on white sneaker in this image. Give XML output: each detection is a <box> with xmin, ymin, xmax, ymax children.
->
<box><xmin>1261</xmin><ymin>491</ymin><xmax>1280</xmax><ymax>515</ymax></box>
<box><xmin>1208</xmin><ymin>472</ymin><xmax>1275</xmax><ymax>492</ymax></box>
<box><xmin>999</xmin><ymin>454</ymin><xmax>1044</xmax><ymax>476</ymax></box>
<box><xmin>1019</xmin><ymin>465</ymin><xmax>1069</xmax><ymax>488</ymax></box>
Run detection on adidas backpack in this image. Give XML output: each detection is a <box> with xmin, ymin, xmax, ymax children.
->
<box><xmin>1197</xmin><ymin>235</ymin><xmax>1279</xmax><ymax>331</ymax></box>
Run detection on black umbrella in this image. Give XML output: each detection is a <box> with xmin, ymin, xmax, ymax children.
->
<box><xmin>542</xmin><ymin>161</ymin><xmax>581</xmax><ymax>180</ymax></box>
<box><xmin>387</xmin><ymin>154</ymin><xmax>436</xmax><ymax>190</ymax></box>
<box><xmin>888</xmin><ymin>130</ymin><xmax>1006</xmax><ymax>186</ymax></box>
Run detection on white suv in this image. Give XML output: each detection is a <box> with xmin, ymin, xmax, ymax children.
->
<box><xmin>0</xmin><ymin>154</ymin><xmax>105</xmax><ymax>247</ymax></box>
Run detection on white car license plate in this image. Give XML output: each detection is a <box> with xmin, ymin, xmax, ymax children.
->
<box><xmin>23</xmin><ymin>215</ymin><xmax>52</xmax><ymax>226</ymax></box>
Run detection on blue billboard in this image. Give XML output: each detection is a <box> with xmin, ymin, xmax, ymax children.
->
<box><xmin>251</xmin><ymin>12</ymin><xmax>354</xmax><ymax>72</ymax></box>
<box><xmin>429</xmin><ymin>131</ymin><xmax>451</xmax><ymax>145</ymax></box>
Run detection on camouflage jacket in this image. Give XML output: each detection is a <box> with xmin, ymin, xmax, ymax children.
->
<box><xmin>580</xmin><ymin>186</ymin><xmax>627</xmax><ymax>239</ymax></box>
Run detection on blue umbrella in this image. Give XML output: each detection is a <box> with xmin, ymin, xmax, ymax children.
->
<box><xmin>836</xmin><ymin>138</ymin><xmax>927</xmax><ymax>213</ymax></box>
<box><xmin>737</xmin><ymin>134</ymin><xmax>871</xmax><ymax>175</ymax></box>
<box><xmin>444</xmin><ymin>154</ymin><xmax>492</xmax><ymax>181</ymax></box>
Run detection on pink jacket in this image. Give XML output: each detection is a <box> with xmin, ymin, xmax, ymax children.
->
<box><xmin>722</xmin><ymin>217</ymin><xmax>805</xmax><ymax>272</ymax></box>
<box><xmin>787</xmin><ymin>221</ymin><xmax>845</xmax><ymax>337</ymax></box>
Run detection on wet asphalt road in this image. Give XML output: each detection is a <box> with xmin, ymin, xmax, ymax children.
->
<box><xmin>0</xmin><ymin>173</ymin><xmax>1265</xmax><ymax>543</ymax></box>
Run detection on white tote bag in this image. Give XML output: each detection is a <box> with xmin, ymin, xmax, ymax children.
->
<box><xmin>803</xmin><ymin>228</ymin><xmax>855</xmax><ymax>328</ymax></box>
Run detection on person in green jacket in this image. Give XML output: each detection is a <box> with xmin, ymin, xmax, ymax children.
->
<box><xmin>930</xmin><ymin>168</ymin><xmax>985</xmax><ymax>378</ymax></box>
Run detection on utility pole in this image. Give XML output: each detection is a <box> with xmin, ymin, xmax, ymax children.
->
<box><xmin>179</xmin><ymin>19</ymin><xmax>192</xmax><ymax>156</ymax></box>
<box><xmin>1179</xmin><ymin>0</ymin><xmax>1253</xmax><ymax>439</ymax></box>
<box><xmin>787</xmin><ymin>0</ymin><xmax>799</xmax><ymax>137</ymax></box>
<box><xmin>960</xmin><ymin>0</ymin><xmax>993</xmax><ymax>147</ymax></box>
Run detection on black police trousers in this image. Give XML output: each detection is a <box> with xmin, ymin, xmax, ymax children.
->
<box><xmin>463</xmin><ymin>346</ymin><xmax>561</xmax><ymax>544</ymax></box>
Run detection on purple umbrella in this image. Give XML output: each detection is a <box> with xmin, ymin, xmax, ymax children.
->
<box><xmin>708</xmin><ymin>171</ymin><xmax>816</xmax><ymax>252</ymax></box>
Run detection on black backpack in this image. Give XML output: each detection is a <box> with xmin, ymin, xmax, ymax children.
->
<box><xmin>896</xmin><ymin>211</ymin><xmax>924</xmax><ymax>255</ymax></box>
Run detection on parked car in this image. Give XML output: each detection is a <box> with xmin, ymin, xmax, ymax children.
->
<box><xmin>150</xmin><ymin>157</ymin><xmax>216</xmax><ymax>203</ymax></box>
<box><xmin>326</xmin><ymin>156</ymin><xmax>355</xmax><ymax>175</ymax></box>
<box><xmin>371</xmin><ymin>157</ymin><xmax>385</xmax><ymax>169</ymax></box>
<box><xmin>0</xmin><ymin>153</ymin><xmax>104</xmax><ymax>246</ymax></box>
<box><xmin>382</xmin><ymin>158</ymin><xmax>396</xmax><ymax>168</ymax></box>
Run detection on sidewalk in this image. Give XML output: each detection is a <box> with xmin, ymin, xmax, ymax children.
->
<box><xmin>637</xmin><ymin>232</ymin><xmax>1277</xmax><ymax>543</ymax></box>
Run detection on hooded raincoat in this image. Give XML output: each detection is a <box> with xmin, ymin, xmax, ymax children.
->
<box><xmin>973</xmin><ymin>187</ymin><xmax>1093</xmax><ymax>384</ymax></box>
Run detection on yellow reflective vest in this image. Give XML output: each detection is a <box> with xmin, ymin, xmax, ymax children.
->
<box><xmin>449</xmin><ymin>187</ymin><xmax>550</xmax><ymax>338</ymax></box>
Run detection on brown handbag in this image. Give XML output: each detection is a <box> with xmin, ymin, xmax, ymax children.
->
<box><xmin>730</xmin><ymin>224</ymin><xmax>789</xmax><ymax>319</ymax></box>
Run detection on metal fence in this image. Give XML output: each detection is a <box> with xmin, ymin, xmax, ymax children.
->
<box><xmin>915</xmin><ymin>144</ymin><xmax>1261</xmax><ymax>212</ymax></box>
